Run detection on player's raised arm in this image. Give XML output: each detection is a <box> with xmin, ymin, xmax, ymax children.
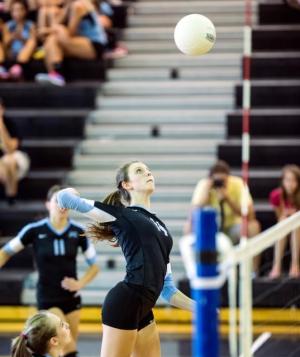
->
<box><xmin>57</xmin><ymin>188</ymin><xmax>116</xmax><ymax>223</ymax></box>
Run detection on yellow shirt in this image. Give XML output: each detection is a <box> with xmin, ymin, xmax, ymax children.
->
<box><xmin>191</xmin><ymin>175</ymin><xmax>253</xmax><ymax>230</ymax></box>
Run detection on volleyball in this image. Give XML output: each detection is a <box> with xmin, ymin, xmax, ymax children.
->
<box><xmin>174</xmin><ymin>14</ymin><xmax>216</xmax><ymax>56</ymax></box>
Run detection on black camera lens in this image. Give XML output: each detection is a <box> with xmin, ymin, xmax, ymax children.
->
<box><xmin>213</xmin><ymin>178</ymin><xmax>224</xmax><ymax>188</ymax></box>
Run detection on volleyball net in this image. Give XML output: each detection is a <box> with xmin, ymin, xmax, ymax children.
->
<box><xmin>180</xmin><ymin>209</ymin><xmax>300</xmax><ymax>357</ymax></box>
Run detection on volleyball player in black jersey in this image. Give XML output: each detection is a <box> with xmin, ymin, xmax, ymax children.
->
<box><xmin>0</xmin><ymin>185</ymin><xmax>99</xmax><ymax>357</ymax></box>
<box><xmin>57</xmin><ymin>161</ymin><xmax>194</xmax><ymax>357</ymax></box>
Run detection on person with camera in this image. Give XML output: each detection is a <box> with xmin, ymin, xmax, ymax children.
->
<box><xmin>185</xmin><ymin>160</ymin><xmax>261</xmax><ymax>248</ymax></box>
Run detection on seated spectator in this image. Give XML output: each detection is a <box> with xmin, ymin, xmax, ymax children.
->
<box><xmin>0</xmin><ymin>99</ymin><xmax>30</xmax><ymax>204</ymax></box>
<box><xmin>184</xmin><ymin>160</ymin><xmax>261</xmax><ymax>271</ymax></box>
<box><xmin>2</xmin><ymin>0</ymin><xmax>37</xmax><ymax>79</ymax></box>
<box><xmin>269</xmin><ymin>164</ymin><xmax>300</xmax><ymax>278</ymax></box>
<box><xmin>286</xmin><ymin>0</ymin><xmax>300</xmax><ymax>11</ymax></box>
<box><xmin>95</xmin><ymin>0</ymin><xmax>127</xmax><ymax>59</ymax></box>
<box><xmin>0</xmin><ymin>20</ymin><xmax>9</xmax><ymax>79</ymax></box>
<box><xmin>35</xmin><ymin>0</ymin><xmax>107</xmax><ymax>86</ymax></box>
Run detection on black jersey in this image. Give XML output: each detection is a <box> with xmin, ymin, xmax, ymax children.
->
<box><xmin>3</xmin><ymin>218</ymin><xmax>96</xmax><ymax>303</ymax></box>
<box><xmin>94</xmin><ymin>201</ymin><xmax>173</xmax><ymax>299</ymax></box>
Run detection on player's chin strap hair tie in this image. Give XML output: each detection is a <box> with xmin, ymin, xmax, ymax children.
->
<box><xmin>20</xmin><ymin>332</ymin><xmax>28</xmax><ymax>340</ymax></box>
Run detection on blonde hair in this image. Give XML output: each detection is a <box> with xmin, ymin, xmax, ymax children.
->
<box><xmin>11</xmin><ymin>311</ymin><xmax>57</xmax><ymax>357</ymax></box>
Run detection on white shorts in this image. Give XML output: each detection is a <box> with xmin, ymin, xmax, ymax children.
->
<box><xmin>12</xmin><ymin>150</ymin><xmax>30</xmax><ymax>179</ymax></box>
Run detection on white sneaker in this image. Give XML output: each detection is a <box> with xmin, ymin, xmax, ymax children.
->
<box><xmin>35</xmin><ymin>72</ymin><xmax>65</xmax><ymax>86</ymax></box>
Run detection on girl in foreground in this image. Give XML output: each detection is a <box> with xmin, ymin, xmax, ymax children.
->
<box><xmin>12</xmin><ymin>311</ymin><xmax>71</xmax><ymax>357</ymax></box>
<box><xmin>57</xmin><ymin>161</ymin><xmax>194</xmax><ymax>357</ymax></box>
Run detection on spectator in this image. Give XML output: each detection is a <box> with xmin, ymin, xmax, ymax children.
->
<box><xmin>35</xmin><ymin>0</ymin><xmax>107</xmax><ymax>86</ymax></box>
<box><xmin>0</xmin><ymin>25</ymin><xmax>9</xmax><ymax>79</ymax></box>
<box><xmin>185</xmin><ymin>160</ymin><xmax>261</xmax><ymax>271</ymax></box>
<box><xmin>0</xmin><ymin>100</ymin><xmax>30</xmax><ymax>204</ymax></box>
<box><xmin>269</xmin><ymin>164</ymin><xmax>300</xmax><ymax>278</ymax></box>
<box><xmin>94</xmin><ymin>0</ymin><xmax>127</xmax><ymax>59</ymax></box>
<box><xmin>2</xmin><ymin>0</ymin><xmax>37</xmax><ymax>79</ymax></box>
<box><xmin>286</xmin><ymin>0</ymin><xmax>300</xmax><ymax>11</ymax></box>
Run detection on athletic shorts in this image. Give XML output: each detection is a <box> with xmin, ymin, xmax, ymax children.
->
<box><xmin>102</xmin><ymin>281</ymin><xmax>156</xmax><ymax>331</ymax></box>
<box><xmin>38</xmin><ymin>295</ymin><xmax>82</xmax><ymax>315</ymax></box>
<box><xmin>91</xmin><ymin>41</ymin><xmax>104</xmax><ymax>59</ymax></box>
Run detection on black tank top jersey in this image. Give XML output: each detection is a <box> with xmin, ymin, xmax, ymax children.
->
<box><xmin>18</xmin><ymin>218</ymin><xmax>90</xmax><ymax>303</ymax></box>
<box><xmin>94</xmin><ymin>202</ymin><xmax>173</xmax><ymax>299</ymax></box>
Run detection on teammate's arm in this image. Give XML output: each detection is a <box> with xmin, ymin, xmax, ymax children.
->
<box><xmin>0</xmin><ymin>236</ymin><xmax>25</xmax><ymax>268</ymax></box>
<box><xmin>61</xmin><ymin>264</ymin><xmax>99</xmax><ymax>292</ymax></box>
<box><xmin>62</xmin><ymin>238</ymin><xmax>100</xmax><ymax>292</ymax></box>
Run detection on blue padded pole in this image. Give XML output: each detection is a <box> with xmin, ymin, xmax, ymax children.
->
<box><xmin>192</xmin><ymin>208</ymin><xmax>219</xmax><ymax>357</ymax></box>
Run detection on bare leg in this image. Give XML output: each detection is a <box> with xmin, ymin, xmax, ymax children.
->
<box><xmin>54</xmin><ymin>25</ymin><xmax>97</xmax><ymax>60</ymax></box>
<box><xmin>248</xmin><ymin>219</ymin><xmax>261</xmax><ymax>275</ymax></box>
<box><xmin>289</xmin><ymin>228</ymin><xmax>300</xmax><ymax>278</ymax></box>
<box><xmin>101</xmin><ymin>324</ymin><xmax>137</xmax><ymax>357</ymax></box>
<box><xmin>269</xmin><ymin>236</ymin><xmax>288</xmax><ymax>278</ymax></box>
<box><xmin>2</xmin><ymin>154</ymin><xmax>18</xmax><ymax>196</ymax></box>
<box><xmin>132</xmin><ymin>321</ymin><xmax>161</xmax><ymax>357</ymax></box>
<box><xmin>43</xmin><ymin>33</ymin><xmax>64</xmax><ymax>71</ymax></box>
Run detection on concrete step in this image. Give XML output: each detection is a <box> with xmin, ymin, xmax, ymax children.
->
<box><xmin>128</xmin><ymin>15</ymin><xmax>250</xmax><ymax>28</ymax></box>
<box><xmin>107</xmin><ymin>67</ymin><xmax>241</xmax><ymax>81</ymax></box>
<box><xmin>114</xmin><ymin>53</ymin><xmax>241</xmax><ymax>68</ymax></box>
<box><xmin>123</xmin><ymin>27</ymin><xmax>243</xmax><ymax>41</ymax></box>
<box><xmin>68</xmin><ymin>185</ymin><xmax>195</xmax><ymax>202</ymax></box>
<box><xmin>126</xmin><ymin>39</ymin><xmax>243</xmax><ymax>54</ymax></box>
<box><xmin>97</xmin><ymin>95</ymin><xmax>234</xmax><ymax>110</ymax></box>
<box><xmin>67</xmin><ymin>169</ymin><xmax>207</xmax><ymax>186</ymax></box>
<box><xmin>102</xmin><ymin>80</ymin><xmax>234</xmax><ymax>96</ymax></box>
<box><xmin>84</xmin><ymin>123</ymin><xmax>225</xmax><ymax>140</ymax></box>
<box><xmin>89</xmin><ymin>109</ymin><xmax>227</xmax><ymax>124</ymax></box>
<box><xmin>73</xmin><ymin>154</ymin><xmax>215</xmax><ymax>170</ymax></box>
<box><xmin>78</xmin><ymin>139</ymin><xmax>218</xmax><ymax>155</ymax></box>
<box><xmin>132</xmin><ymin>1</ymin><xmax>256</xmax><ymax>15</ymax></box>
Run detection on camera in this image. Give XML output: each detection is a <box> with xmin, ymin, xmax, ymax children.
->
<box><xmin>212</xmin><ymin>178</ymin><xmax>225</xmax><ymax>188</ymax></box>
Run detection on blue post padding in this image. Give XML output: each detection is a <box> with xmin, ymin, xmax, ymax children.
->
<box><xmin>192</xmin><ymin>208</ymin><xmax>219</xmax><ymax>357</ymax></box>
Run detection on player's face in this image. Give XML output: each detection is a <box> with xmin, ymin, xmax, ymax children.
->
<box><xmin>46</xmin><ymin>193</ymin><xmax>69</xmax><ymax>218</ymax></box>
<box><xmin>125</xmin><ymin>162</ymin><xmax>155</xmax><ymax>193</ymax></box>
<box><xmin>11</xmin><ymin>2</ymin><xmax>26</xmax><ymax>22</ymax></box>
<box><xmin>48</xmin><ymin>313</ymin><xmax>72</xmax><ymax>349</ymax></box>
<box><xmin>283</xmin><ymin>170</ymin><xmax>298</xmax><ymax>195</ymax></box>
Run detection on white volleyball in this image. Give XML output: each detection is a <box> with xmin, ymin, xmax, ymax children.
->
<box><xmin>174</xmin><ymin>14</ymin><xmax>216</xmax><ymax>56</ymax></box>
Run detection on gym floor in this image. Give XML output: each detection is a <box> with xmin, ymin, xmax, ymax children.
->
<box><xmin>1</xmin><ymin>334</ymin><xmax>299</xmax><ymax>357</ymax></box>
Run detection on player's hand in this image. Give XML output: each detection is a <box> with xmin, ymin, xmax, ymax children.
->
<box><xmin>61</xmin><ymin>277</ymin><xmax>82</xmax><ymax>291</ymax></box>
<box><xmin>215</xmin><ymin>187</ymin><xmax>227</xmax><ymax>201</ymax></box>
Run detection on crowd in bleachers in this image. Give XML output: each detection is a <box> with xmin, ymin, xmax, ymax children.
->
<box><xmin>0</xmin><ymin>0</ymin><xmax>128</xmax><ymax>85</ymax></box>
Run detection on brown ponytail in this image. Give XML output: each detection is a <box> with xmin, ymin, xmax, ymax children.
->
<box><xmin>85</xmin><ymin>161</ymin><xmax>138</xmax><ymax>242</ymax></box>
<box><xmin>11</xmin><ymin>311</ymin><xmax>57</xmax><ymax>357</ymax></box>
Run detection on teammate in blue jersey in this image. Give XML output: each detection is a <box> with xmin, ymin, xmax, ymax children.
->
<box><xmin>56</xmin><ymin>161</ymin><xmax>194</xmax><ymax>357</ymax></box>
<box><xmin>0</xmin><ymin>185</ymin><xmax>99</xmax><ymax>357</ymax></box>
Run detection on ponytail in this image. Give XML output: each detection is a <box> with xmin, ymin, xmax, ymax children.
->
<box><xmin>11</xmin><ymin>311</ymin><xmax>56</xmax><ymax>357</ymax></box>
<box><xmin>85</xmin><ymin>161</ymin><xmax>137</xmax><ymax>242</ymax></box>
<box><xmin>11</xmin><ymin>335</ymin><xmax>31</xmax><ymax>357</ymax></box>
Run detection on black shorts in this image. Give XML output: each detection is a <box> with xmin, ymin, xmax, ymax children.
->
<box><xmin>38</xmin><ymin>295</ymin><xmax>82</xmax><ymax>315</ymax></box>
<box><xmin>91</xmin><ymin>41</ymin><xmax>104</xmax><ymax>59</ymax></box>
<box><xmin>102</xmin><ymin>281</ymin><xmax>156</xmax><ymax>331</ymax></box>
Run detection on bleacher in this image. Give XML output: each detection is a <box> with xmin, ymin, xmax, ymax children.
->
<box><xmin>0</xmin><ymin>0</ymin><xmax>300</xmax><ymax>312</ymax></box>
